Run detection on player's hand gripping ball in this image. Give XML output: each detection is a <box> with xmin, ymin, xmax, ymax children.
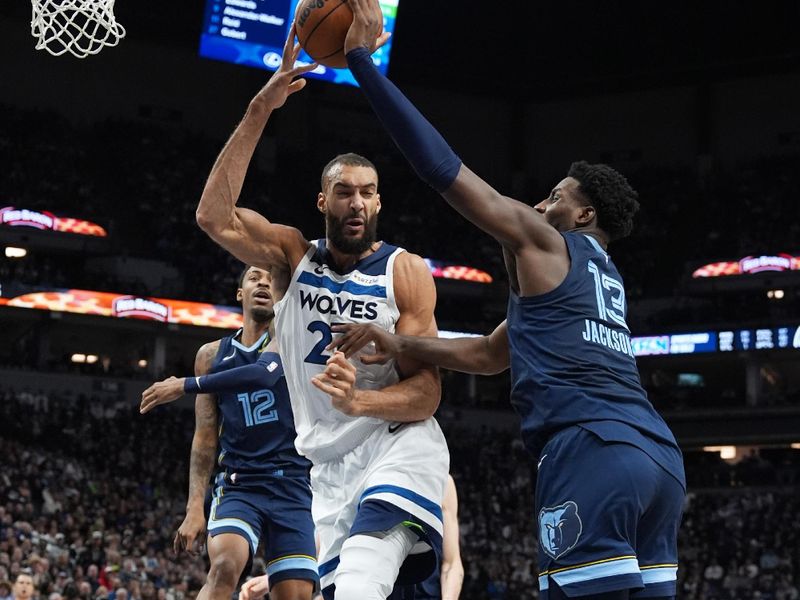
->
<box><xmin>295</xmin><ymin>0</ymin><xmax>382</xmax><ymax>68</ymax></box>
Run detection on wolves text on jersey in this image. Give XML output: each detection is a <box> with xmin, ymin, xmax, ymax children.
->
<box><xmin>299</xmin><ymin>289</ymin><xmax>379</xmax><ymax>320</ymax></box>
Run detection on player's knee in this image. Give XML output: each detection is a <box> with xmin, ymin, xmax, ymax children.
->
<box><xmin>332</xmin><ymin>573</ymin><xmax>380</xmax><ymax>600</ymax></box>
<box><xmin>333</xmin><ymin>528</ymin><xmax>416</xmax><ymax>600</ymax></box>
<box><xmin>207</xmin><ymin>555</ymin><xmax>241</xmax><ymax>590</ymax></box>
<box><xmin>334</xmin><ymin>546</ymin><xmax>385</xmax><ymax>599</ymax></box>
<box><xmin>269</xmin><ymin>579</ymin><xmax>314</xmax><ymax>600</ymax></box>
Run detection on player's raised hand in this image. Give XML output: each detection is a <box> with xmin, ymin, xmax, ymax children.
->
<box><xmin>311</xmin><ymin>351</ymin><xmax>361</xmax><ymax>416</ymax></box>
<box><xmin>173</xmin><ymin>510</ymin><xmax>207</xmax><ymax>557</ymax></box>
<box><xmin>328</xmin><ymin>323</ymin><xmax>396</xmax><ymax>363</ymax></box>
<box><xmin>344</xmin><ymin>0</ymin><xmax>391</xmax><ymax>55</ymax></box>
<box><xmin>140</xmin><ymin>376</ymin><xmax>185</xmax><ymax>414</ymax></box>
<box><xmin>253</xmin><ymin>23</ymin><xmax>318</xmax><ymax>111</ymax></box>
<box><xmin>239</xmin><ymin>575</ymin><xmax>270</xmax><ymax>600</ymax></box>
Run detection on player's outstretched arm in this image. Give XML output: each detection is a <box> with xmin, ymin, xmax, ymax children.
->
<box><xmin>312</xmin><ymin>253</ymin><xmax>442</xmax><ymax>422</ymax></box>
<box><xmin>175</xmin><ymin>343</ymin><xmax>220</xmax><ymax>556</ymax></box>
<box><xmin>140</xmin><ymin>353</ymin><xmax>282</xmax><ymax>415</ymax></box>
<box><xmin>140</xmin><ymin>375</ymin><xmax>186</xmax><ymax>414</ymax></box>
<box><xmin>344</xmin><ymin>0</ymin><xmax>561</xmax><ymax>254</ymax></box>
<box><xmin>182</xmin><ymin>353</ymin><xmax>283</xmax><ymax>396</ymax></box>
<box><xmin>440</xmin><ymin>475</ymin><xmax>464</xmax><ymax>600</ymax></box>
<box><xmin>329</xmin><ymin>321</ymin><xmax>509</xmax><ymax>376</ymax></box>
<box><xmin>196</xmin><ymin>26</ymin><xmax>313</xmax><ymax>271</ymax></box>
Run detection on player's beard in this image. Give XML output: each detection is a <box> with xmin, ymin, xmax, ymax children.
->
<box><xmin>250</xmin><ymin>306</ymin><xmax>273</xmax><ymax>323</ymax></box>
<box><xmin>327</xmin><ymin>211</ymin><xmax>378</xmax><ymax>255</ymax></box>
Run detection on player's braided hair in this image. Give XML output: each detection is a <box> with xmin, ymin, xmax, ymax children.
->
<box><xmin>321</xmin><ymin>153</ymin><xmax>378</xmax><ymax>190</ymax></box>
<box><xmin>567</xmin><ymin>161</ymin><xmax>640</xmax><ymax>242</ymax></box>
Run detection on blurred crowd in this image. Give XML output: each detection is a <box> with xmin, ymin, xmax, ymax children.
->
<box><xmin>1</xmin><ymin>387</ymin><xmax>799</xmax><ymax>599</ymax></box>
<box><xmin>0</xmin><ymin>389</ymin><xmax>203</xmax><ymax>600</ymax></box>
<box><xmin>2</xmin><ymin>105</ymin><xmax>799</xmax><ymax>330</ymax></box>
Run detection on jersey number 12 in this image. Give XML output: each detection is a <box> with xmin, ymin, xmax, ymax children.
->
<box><xmin>237</xmin><ymin>390</ymin><xmax>278</xmax><ymax>427</ymax></box>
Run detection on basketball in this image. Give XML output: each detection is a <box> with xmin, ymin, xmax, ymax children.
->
<box><xmin>295</xmin><ymin>0</ymin><xmax>366</xmax><ymax>69</ymax></box>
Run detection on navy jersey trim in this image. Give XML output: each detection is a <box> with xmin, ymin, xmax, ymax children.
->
<box><xmin>297</xmin><ymin>271</ymin><xmax>387</xmax><ymax>298</ymax></box>
<box><xmin>231</xmin><ymin>329</ymin><xmax>270</xmax><ymax>353</ymax></box>
<box><xmin>313</xmin><ymin>239</ymin><xmax>399</xmax><ymax>276</ymax></box>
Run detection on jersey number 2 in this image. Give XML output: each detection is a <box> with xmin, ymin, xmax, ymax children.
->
<box><xmin>237</xmin><ymin>390</ymin><xmax>278</xmax><ymax>427</ymax></box>
<box><xmin>305</xmin><ymin>320</ymin><xmax>332</xmax><ymax>365</ymax></box>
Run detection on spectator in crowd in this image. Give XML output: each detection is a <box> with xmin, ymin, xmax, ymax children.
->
<box><xmin>1</xmin><ymin>384</ymin><xmax>800</xmax><ymax>599</ymax></box>
<box><xmin>0</xmin><ymin>581</ymin><xmax>13</xmax><ymax>600</ymax></box>
<box><xmin>12</xmin><ymin>574</ymin><xmax>34</xmax><ymax>600</ymax></box>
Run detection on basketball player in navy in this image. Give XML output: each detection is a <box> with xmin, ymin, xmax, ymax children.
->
<box><xmin>140</xmin><ymin>266</ymin><xmax>317</xmax><ymax>600</ymax></box>
<box><xmin>338</xmin><ymin>1</ymin><xmax>686</xmax><ymax>598</ymax></box>
<box><xmin>193</xmin><ymin>29</ymin><xmax>449</xmax><ymax>600</ymax></box>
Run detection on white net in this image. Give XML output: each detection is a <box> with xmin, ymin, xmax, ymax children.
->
<box><xmin>31</xmin><ymin>0</ymin><xmax>125</xmax><ymax>58</ymax></box>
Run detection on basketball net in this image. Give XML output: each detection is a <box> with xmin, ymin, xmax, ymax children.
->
<box><xmin>31</xmin><ymin>0</ymin><xmax>126</xmax><ymax>58</ymax></box>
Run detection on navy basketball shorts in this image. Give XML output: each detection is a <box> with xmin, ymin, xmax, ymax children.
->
<box><xmin>535</xmin><ymin>425</ymin><xmax>684</xmax><ymax>598</ymax></box>
<box><xmin>207</xmin><ymin>470</ymin><xmax>319</xmax><ymax>586</ymax></box>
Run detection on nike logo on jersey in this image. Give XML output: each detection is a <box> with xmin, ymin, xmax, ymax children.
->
<box><xmin>537</xmin><ymin>454</ymin><xmax>548</xmax><ymax>469</ymax></box>
<box><xmin>222</xmin><ymin>348</ymin><xmax>236</xmax><ymax>361</ymax></box>
<box><xmin>388</xmin><ymin>422</ymin><xmax>406</xmax><ymax>434</ymax></box>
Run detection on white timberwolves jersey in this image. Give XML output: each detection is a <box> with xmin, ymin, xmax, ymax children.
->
<box><xmin>273</xmin><ymin>240</ymin><xmax>404</xmax><ymax>463</ymax></box>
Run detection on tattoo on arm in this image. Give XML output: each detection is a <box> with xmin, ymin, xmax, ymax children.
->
<box><xmin>186</xmin><ymin>342</ymin><xmax>220</xmax><ymax>511</ymax></box>
<box><xmin>186</xmin><ymin>395</ymin><xmax>218</xmax><ymax>510</ymax></box>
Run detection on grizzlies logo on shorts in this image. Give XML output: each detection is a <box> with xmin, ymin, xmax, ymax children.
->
<box><xmin>535</xmin><ymin>423</ymin><xmax>685</xmax><ymax>599</ymax></box>
<box><xmin>539</xmin><ymin>501</ymin><xmax>583</xmax><ymax>560</ymax></box>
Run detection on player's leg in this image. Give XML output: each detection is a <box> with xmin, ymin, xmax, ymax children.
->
<box><xmin>334</xmin><ymin>525</ymin><xmax>418</xmax><ymax>600</ymax></box>
<box><xmin>535</xmin><ymin>427</ymin><xmax>650</xmax><ymax>599</ymax></box>
<box><xmin>630</xmin><ymin>460</ymin><xmax>684</xmax><ymax>600</ymax></box>
<box><xmin>547</xmin><ymin>583</ymin><xmax>629</xmax><ymax>599</ymax></box>
<box><xmin>333</xmin><ymin>420</ymin><xmax>449</xmax><ymax>600</ymax></box>
<box><xmin>270</xmin><ymin>579</ymin><xmax>315</xmax><ymax>600</ymax></box>
<box><xmin>199</xmin><ymin>533</ymin><xmax>251</xmax><ymax>600</ymax></box>
<box><xmin>547</xmin><ymin>583</ymin><xmax>675</xmax><ymax>600</ymax></box>
<box><xmin>261</xmin><ymin>473</ymin><xmax>319</xmax><ymax>600</ymax></box>
<box><xmin>202</xmin><ymin>477</ymin><xmax>262</xmax><ymax>600</ymax></box>
<box><xmin>311</xmin><ymin>458</ymin><xmax>358</xmax><ymax>599</ymax></box>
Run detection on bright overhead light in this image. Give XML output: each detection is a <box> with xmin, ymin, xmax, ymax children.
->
<box><xmin>703</xmin><ymin>445</ymin><xmax>737</xmax><ymax>459</ymax></box>
<box><xmin>138</xmin><ymin>359</ymin><xmax>148</xmax><ymax>368</ymax></box>
<box><xmin>86</xmin><ymin>355</ymin><xmax>98</xmax><ymax>364</ymax></box>
<box><xmin>71</xmin><ymin>353</ymin><xmax>86</xmax><ymax>363</ymax></box>
<box><xmin>5</xmin><ymin>247</ymin><xmax>26</xmax><ymax>258</ymax></box>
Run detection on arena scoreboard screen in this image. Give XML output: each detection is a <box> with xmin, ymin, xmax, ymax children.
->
<box><xmin>199</xmin><ymin>0</ymin><xmax>399</xmax><ymax>87</ymax></box>
<box><xmin>632</xmin><ymin>325</ymin><xmax>800</xmax><ymax>357</ymax></box>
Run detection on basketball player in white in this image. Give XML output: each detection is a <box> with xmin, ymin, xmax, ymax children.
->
<box><xmin>195</xmin><ymin>29</ymin><xmax>449</xmax><ymax>600</ymax></box>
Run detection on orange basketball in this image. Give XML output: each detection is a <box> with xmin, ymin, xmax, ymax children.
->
<box><xmin>295</xmin><ymin>0</ymin><xmax>364</xmax><ymax>69</ymax></box>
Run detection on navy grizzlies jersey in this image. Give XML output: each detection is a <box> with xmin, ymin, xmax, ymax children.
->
<box><xmin>209</xmin><ymin>330</ymin><xmax>310</xmax><ymax>472</ymax></box>
<box><xmin>507</xmin><ymin>233</ymin><xmax>683</xmax><ymax>483</ymax></box>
